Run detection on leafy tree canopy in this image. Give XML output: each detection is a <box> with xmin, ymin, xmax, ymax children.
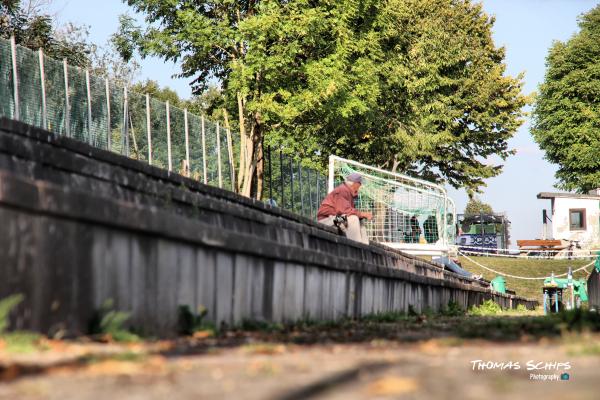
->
<box><xmin>116</xmin><ymin>0</ymin><xmax>528</xmax><ymax>196</ymax></box>
<box><xmin>464</xmin><ymin>197</ymin><xmax>494</xmax><ymax>217</ymax></box>
<box><xmin>0</xmin><ymin>0</ymin><xmax>91</xmax><ymax>66</ymax></box>
<box><xmin>532</xmin><ymin>5</ymin><xmax>600</xmax><ymax>193</ymax></box>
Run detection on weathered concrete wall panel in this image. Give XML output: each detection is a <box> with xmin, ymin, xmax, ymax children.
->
<box><xmin>0</xmin><ymin>119</ymin><xmax>537</xmax><ymax>337</ymax></box>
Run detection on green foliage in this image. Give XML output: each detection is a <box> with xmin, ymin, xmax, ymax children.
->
<box><xmin>515</xmin><ymin>304</ymin><xmax>528</xmax><ymax>313</ymax></box>
<box><xmin>361</xmin><ymin>311</ymin><xmax>410</xmax><ymax>323</ymax></box>
<box><xmin>177</xmin><ymin>305</ymin><xmax>215</xmax><ymax>336</ymax></box>
<box><xmin>240</xmin><ymin>319</ymin><xmax>285</xmax><ymax>333</ymax></box>
<box><xmin>468</xmin><ymin>299</ymin><xmax>503</xmax><ymax>316</ymax></box>
<box><xmin>0</xmin><ymin>293</ymin><xmax>24</xmax><ymax>333</ymax></box>
<box><xmin>464</xmin><ymin>197</ymin><xmax>494</xmax><ymax>217</ymax></box>
<box><xmin>459</xmin><ymin>309</ymin><xmax>600</xmax><ymax>341</ymax></box>
<box><xmin>0</xmin><ymin>0</ymin><xmax>91</xmax><ymax>66</ymax></box>
<box><xmin>117</xmin><ymin>0</ymin><xmax>528</xmax><ymax>195</ymax></box>
<box><xmin>532</xmin><ymin>5</ymin><xmax>600</xmax><ymax>192</ymax></box>
<box><xmin>90</xmin><ymin>299</ymin><xmax>139</xmax><ymax>342</ymax></box>
<box><xmin>0</xmin><ymin>294</ymin><xmax>46</xmax><ymax>353</ymax></box>
<box><xmin>2</xmin><ymin>331</ymin><xmax>45</xmax><ymax>353</ymax></box>
<box><xmin>441</xmin><ymin>300</ymin><xmax>465</xmax><ymax>317</ymax></box>
<box><xmin>408</xmin><ymin>304</ymin><xmax>419</xmax><ymax>317</ymax></box>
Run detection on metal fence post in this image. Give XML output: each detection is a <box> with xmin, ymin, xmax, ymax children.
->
<box><xmin>38</xmin><ymin>48</ymin><xmax>47</xmax><ymax>130</ymax></box>
<box><xmin>146</xmin><ymin>93</ymin><xmax>151</xmax><ymax>164</ymax></box>
<box><xmin>216</xmin><ymin>121</ymin><xmax>222</xmax><ymax>188</ymax></box>
<box><xmin>85</xmin><ymin>69</ymin><xmax>93</xmax><ymax>145</ymax></box>
<box><xmin>105</xmin><ymin>78</ymin><xmax>111</xmax><ymax>151</ymax></box>
<box><xmin>10</xmin><ymin>36</ymin><xmax>19</xmax><ymax>121</ymax></box>
<box><xmin>63</xmin><ymin>59</ymin><xmax>70</xmax><ymax>137</ymax></box>
<box><xmin>316</xmin><ymin>172</ymin><xmax>320</xmax><ymax>210</ymax></box>
<box><xmin>290</xmin><ymin>157</ymin><xmax>294</xmax><ymax>212</ymax></box>
<box><xmin>122</xmin><ymin>86</ymin><xmax>129</xmax><ymax>156</ymax></box>
<box><xmin>226</xmin><ymin>129</ymin><xmax>235</xmax><ymax>191</ymax></box>
<box><xmin>328</xmin><ymin>155</ymin><xmax>335</xmax><ymax>193</ymax></box>
<box><xmin>201</xmin><ymin>116</ymin><xmax>207</xmax><ymax>184</ymax></box>
<box><xmin>268</xmin><ymin>146</ymin><xmax>273</xmax><ymax>202</ymax></box>
<box><xmin>184</xmin><ymin>108</ymin><xmax>190</xmax><ymax>176</ymax></box>
<box><xmin>166</xmin><ymin>100</ymin><xmax>172</xmax><ymax>171</ymax></box>
<box><xmin>307</xmin><ymin>168</ymin><xmax>312</xmax><ymax>218</ymax></box>
<box><xmin>280</xmin><ymin>150</ymin><xmax>284</xmax><ymax>208</ymax></box>
<box><xmin>299</xmin><ymin>162</ymin><xmax>304</xmax><ymax>217</ymax></box>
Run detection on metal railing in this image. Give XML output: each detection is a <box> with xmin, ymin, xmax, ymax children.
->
<box><xmin>0</xmin><ymin>36</ymin><xmax>327</xmax><ymax>220</ymax></box>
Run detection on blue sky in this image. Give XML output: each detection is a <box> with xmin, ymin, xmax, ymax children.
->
<box><xmin>49</xmin><ymin>0</ymin><xmax>599</xmax><ymax>246</ymax></box>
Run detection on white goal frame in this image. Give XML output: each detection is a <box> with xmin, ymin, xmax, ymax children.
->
<box><xmin>328</xmin><ymin>155</ymin><xmax>456</xmax><ymax>256</ymax></box>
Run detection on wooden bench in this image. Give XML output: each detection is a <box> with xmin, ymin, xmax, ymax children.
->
<box><xmin>517</xmin><ymin>240</ymin><xmax>566</xmax><ymax>255</ymax></box>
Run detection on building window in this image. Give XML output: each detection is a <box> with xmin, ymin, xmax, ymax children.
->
<box><xmin>569</xmin><ymin>209</ymin><xmax>586</xmax><ymax>231</ymax></box>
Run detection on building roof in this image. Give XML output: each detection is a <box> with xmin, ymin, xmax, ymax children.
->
<box><xmin>537</xmin><ymin>192</ymin><xmax>600</xmax><ymax>200</ymax></box>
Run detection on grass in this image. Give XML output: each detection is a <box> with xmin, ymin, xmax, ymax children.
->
<box><xmin>1</xmin><ymin>331</ymin><xmax>47</xmax><ymax>353</ymax></box>
<box><xmin>0</xmin><ymin>294</ymin><xmax>48</xmax><ymax>353</ymax></box>
<box><xmin>458</xmin><ymin>256</ymin><xmax>590</xmax><ymax>302</ymax></box>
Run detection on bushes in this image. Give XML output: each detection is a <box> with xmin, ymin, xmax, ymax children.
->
<box><xmin>468</xmin><ymin>300</ymin><xmax>503</xmax><ymax>316</ymax></box>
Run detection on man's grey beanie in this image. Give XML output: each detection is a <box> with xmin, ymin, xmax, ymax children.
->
<box><xmin>346</xmin><ymin>173</ymin><xmax>363</xmax><ymax>184</ymax></box>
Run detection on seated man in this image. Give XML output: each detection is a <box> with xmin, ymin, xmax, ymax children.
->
<box><xmin>317</xmin><ymin>173</ymin><xmax>372</xmax><ymax>244</ymax></box>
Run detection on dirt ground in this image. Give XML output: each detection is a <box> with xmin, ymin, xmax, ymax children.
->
<box><xmin>1</xmin><ymin>314</ymin><xmax>600</xmax><ymax>399</ymax></box>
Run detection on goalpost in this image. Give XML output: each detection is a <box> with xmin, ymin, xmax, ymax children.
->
<box><xmin>328</xmin><ymin>155</ymin><xmax>457</xmax><ymax>256</ymax></box>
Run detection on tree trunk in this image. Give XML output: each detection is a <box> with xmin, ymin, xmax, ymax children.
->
<box><xmin>223</xmin><ymin>109</ymin><xmax>236</xmax><ymax>191</ymax></box>
<box><xmin>236</xmin><ymin>92</ymin><xmax>247</xmax><ymax>193</ymax></box>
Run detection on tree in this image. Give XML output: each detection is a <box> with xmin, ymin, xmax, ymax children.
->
<box><xmin>116</xmin><ymin>0</ymin><xmax>528</xmax><ymax>198</ymax></box>
<box><xmin>532</xmin><ymin>5</ymin><xmax>600</xmax><ymax>193</ymax></box>
<box><xmin>114</xmin><ymin>3</ymin><xmax>268</xmax><ymax>197</ymax></box>
<box><xmin>464</xmin><ymin>197</ymin><xmax>493</xmax><ymax>217</ymax></box>
<box><xmin>0</xmin><ymin>0</ymin><xmax>92</xmax><ymax>66</ymax></box>
<box><xmin>89</xmin><ymin>41</ymin><xmax>140</xmax><ymax>87</ymax></box>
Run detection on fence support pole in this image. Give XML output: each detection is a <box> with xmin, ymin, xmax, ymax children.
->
<box><xmin>316</xmin><ymin>171</ymin><xmax>320</xmax><ymax>211</ymax></box>
<box><xmin>184</xmin><ymin>108</ymin><xmax>190</xmax><ymax>176</ymax></box>
<box><xmin>280</xmin><ymin>150</ymin><xmax>284</xmax><ymax>208</ymax></box>
<box><xmin>10</xmin><ymin>36</ymin><xmax>19</xmax><ymax>121</ymax></box>
<box><xmin>328</xmin><ymin>155</ymin><xmax>335</xmax><ymax>193</ymax></box>
<box><xmin>216</xmin><ymin>121</ymin><xmax>222</xmax><ymax>188</ymax></box>
<box><xmin>226</xmin><ymin>129</ymin><xmax>235</xmax><ymax>191</ymax></box>
<box><xmin>201</xmin><ymin>116</ymin><xmax>207</xmax><ymax>184</ymax></box>
<box><xmin>38</xmin><ymin>48</ymin><xmax>47</xmax><ymax>130</ymax></box>
<box><xmin>290</xmin><ymin>157</ymin><xmax>294</xmax><ymax>212</ymax></box>
<box><xmin>122</xmin><ymin>86</ymin><xmax>129</xmax><ymax>156</ymax></box>
<box><xmin>85</xmin><ymin>69</ymin><xmax>93</xmax><ymax>145</ymax></box>
<box><xmin>307</xmin><ymin>168</ymin><xmax>312</xmax><ymax>219</ymax></box>
<box><xmin>105</xmin><ymin>78</ymin><xmax>111</xmax><ymax>151</ymax></box>
<box><xmin>63</xmin><ymin>59</ymin><xmax>70</xmax><ymax>138</ymax></box>
<box><xmin>166</xmin><ymin>101</ymin><xmax>172</xmax><ymax>171</ymax></box>
<box><xmin>299</xmin><ymin>162</ymin><xmax>304</xmax><ymax>217</ymax></box>
<box><xmin>146</xmin><ymin>93</ymin><xmax>151</xmax><ymax>164</ymax></box>
<box><xmin>268</xmin><ymin>146</ymin><xmax>273</xmax><ymax>203</ymax></box>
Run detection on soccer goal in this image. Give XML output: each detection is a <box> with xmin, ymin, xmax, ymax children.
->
<box><xmin>328</xmin><ymin>155</ymin><xmax>456</xmax><ymax>256</ymax></box>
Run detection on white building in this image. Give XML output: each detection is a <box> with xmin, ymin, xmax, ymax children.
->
<box><xmin>537</xmin><ymin>192</ymin><xmax>600</xmax><ymax>247</ymax></box>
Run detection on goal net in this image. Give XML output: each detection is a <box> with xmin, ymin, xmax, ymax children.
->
<box><xmin>328</xmin><ymin>156</ymin><xmax>456</xmax><ymax>255</ymax></box>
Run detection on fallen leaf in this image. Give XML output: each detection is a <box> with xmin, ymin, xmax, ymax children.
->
<box><xmin>367</xmin><ymin>376</ymin><xmax>419</xmax><ymax>396</ymax></box>
<box><xmin>193</xmin><ymin>330</ymin><xmax>214</xmax><ymax>339</ymax></box>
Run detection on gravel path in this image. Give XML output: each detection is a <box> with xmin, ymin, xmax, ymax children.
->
<box><xmin>1</xmin><ymin>335</ymin><xmax>598</xmax><ymax>400</ymax></box>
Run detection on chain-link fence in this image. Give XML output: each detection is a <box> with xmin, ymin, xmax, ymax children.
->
<box><xmin>263</xmin><ymin>146</ymin><xmax>327</xmax><ymax>220</ymax></box>
<box><xmin>0</xmin><ymin>36</ymin><xmax>327</xmax><ymax>221</ymax></box>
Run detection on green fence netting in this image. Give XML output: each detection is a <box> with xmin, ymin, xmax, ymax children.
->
<box><xmin>0</xmin><ymin>36</ymin><xmax>328</xmax><ymax>221</ymax></box>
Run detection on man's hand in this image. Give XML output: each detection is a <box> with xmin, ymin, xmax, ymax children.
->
<box><xmin>360</xmin><ymin>211</ymin><xmax>373</xmax><ymax>221</ymax></box>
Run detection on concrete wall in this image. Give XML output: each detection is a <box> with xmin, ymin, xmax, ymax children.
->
<box><xmin>552</xmin><ymin>197</ymin><xmax>600</xmax><ymax>246</ymax></box>
<box><xmin>0</xmin><ymin>119</ymin><xmax>537</xmax><ymax>337</ymax></box>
